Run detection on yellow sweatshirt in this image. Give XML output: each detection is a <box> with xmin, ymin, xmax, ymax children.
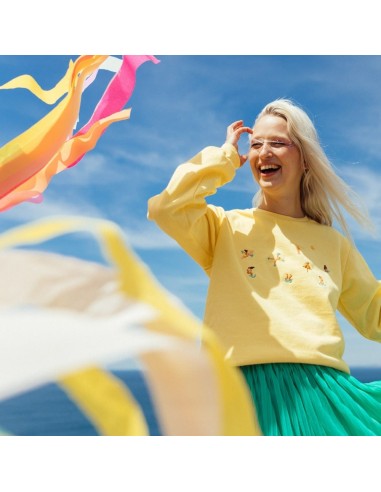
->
<box><xmin>148</xmin><ymin>143</ymin><xmax>381</xmax><ymax>373</ymax></box>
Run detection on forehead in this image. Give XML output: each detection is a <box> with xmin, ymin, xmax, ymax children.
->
<box><xmin>252</xmin><ymin>115</ymin><xmax>289</xmax><ymax>137</ymax></box>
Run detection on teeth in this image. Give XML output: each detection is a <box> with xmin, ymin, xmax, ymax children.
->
<box><xmin>259</xmin><ymin>164</ymin><xmax>281</xmax><ymax>171</ymax></box>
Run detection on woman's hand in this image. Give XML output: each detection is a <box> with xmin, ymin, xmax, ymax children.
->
<box><xmin>225</xmin><ymin>120</ymin><xmax>253</xmax><ymax>166</ymax></box>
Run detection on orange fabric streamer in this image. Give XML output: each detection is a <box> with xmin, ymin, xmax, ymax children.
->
<box><xmin>0</xmin><ymin>55</ymin><xmax>158</xmax><ymax>211</ymax></box>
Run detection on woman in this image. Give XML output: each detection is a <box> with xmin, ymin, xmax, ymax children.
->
<box><xmin>148</xmin><ymin>99</ymin><xmax>381</xmax><ymax>436</ymax></box>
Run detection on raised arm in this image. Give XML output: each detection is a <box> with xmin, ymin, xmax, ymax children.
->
<box><xmin>147</xmin><ymin>121</ymin><xmax>252</xmax><ymax>273</ymax></box>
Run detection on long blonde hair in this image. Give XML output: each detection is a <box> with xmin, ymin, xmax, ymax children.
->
<box><xmin>252</xmin><ymin>99</ymin><xmax>372</xmax><ymax>239</ymax></box>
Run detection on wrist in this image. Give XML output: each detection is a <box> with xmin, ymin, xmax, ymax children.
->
<box><xmin>222</xmin><ymin>143</ymin><xmax>241</xmax><ymax>169</ymax></box>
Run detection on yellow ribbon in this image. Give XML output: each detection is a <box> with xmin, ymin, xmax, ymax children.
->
<box><xmin>0</xmin><ymin>56</ymin><xmax>132</xmax><ymax>213</ymax></box>
<box><xmin>60</xmin><ymin>367</ymin><xmax>149</xmax><ymax>436</ymax></box>
<box><xmin>0</xmin><ymin>216</ymin><xmax>261</xmax><ymax>435</ymax></box>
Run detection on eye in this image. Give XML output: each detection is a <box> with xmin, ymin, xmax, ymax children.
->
<box><xmin>250</xmin><ymin>141</ymin><xmax>263</xmax><ymax>149</ymax></box>
<box><xmin>270</xmin><ymin>141</ymin><xmax>288</xmax><ymax>148</ymax></box>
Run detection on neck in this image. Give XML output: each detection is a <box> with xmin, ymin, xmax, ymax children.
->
<box><xmin>258</xmin><ymin>194</ymin><xmax>304</xmax><ymax>219</ymax></box>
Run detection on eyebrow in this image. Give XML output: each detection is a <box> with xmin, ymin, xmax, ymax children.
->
<box><xmin>250</xmin><ymin>136</ymin><xmax>290</xmax><ymax>142</ymax></box>
<box><xmin>250</xmin><ymin>133</ymin><xmax>289</xmax><ymax>140</ymax></box>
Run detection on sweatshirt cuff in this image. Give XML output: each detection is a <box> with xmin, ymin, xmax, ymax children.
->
<box><xmin>221</xmin><ymin>143</ymin><xmax>241</xmax><ymax>169</ymax></box>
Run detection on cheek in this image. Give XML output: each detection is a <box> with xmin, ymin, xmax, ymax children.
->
<box><xmin>292</xmin><ymin>157</ymin><xmax>305</xmax><ymax>179</ymax></box>
<box><xmin>290</xmin><ymin>150</ymin><xmax>304</xmax><ymax>172</ymax></box>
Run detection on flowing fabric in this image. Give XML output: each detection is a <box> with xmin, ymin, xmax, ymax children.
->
<box><xmin>0</xmin><ymin>56</ymin><xmax>261</xmax><ymax>435</ymax></box>
<box><xmin>0</xmin><ymin>216</ymin><xmax>260</xmax><ymax>436</ymax></box>
<box><xmin>0</xmin><ymin>55</ymin><xmax>159</xmax><ymax>211</ymax></box>
<box><xmin>241</xmin><ymin>363</ymin><xmax>381</xmax><ymax>436</ymax></box>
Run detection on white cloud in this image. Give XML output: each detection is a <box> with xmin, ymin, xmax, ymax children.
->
<box><xmin>50</xmin><ymin>153</ymin><xmax>117</xmax><ymax>187</ymax></box>
<box><xmin>0</xmin><ymin>192</ymin><xmax>106</xmax><ymax>231</ymax></box>
<box><xmin>123</xmin><ymin>221</ymin><xmax>180</xmax><ymax>250</ymax></box>
<box><xmin>338</xmin><ymin>166</ymin><xmax>381</xmax><ymax>240</ymax></box>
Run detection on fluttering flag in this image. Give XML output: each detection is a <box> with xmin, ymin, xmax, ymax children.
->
<box><xmin>0</xmin><ymin>55</ymin><xmax>159</xmax><ymax>211</ymax></box>
<box><xmin>0</xmin><ymin>217</ymin><xmax>260</xmax><ymax>435</ymax></box>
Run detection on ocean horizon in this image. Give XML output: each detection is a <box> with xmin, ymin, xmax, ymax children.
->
<box><xmin>0</xmin><ymin>366</ymin><xmax>380</xmax><ymax>436</ymax></box>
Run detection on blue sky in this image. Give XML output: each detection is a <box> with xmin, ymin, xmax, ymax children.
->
<box><xmin>0</xmin><ymin>55</ymin><xmax>381</xmax><ymax>368</ymax></box>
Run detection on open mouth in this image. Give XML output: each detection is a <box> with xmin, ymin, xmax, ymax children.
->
<box><xmin>259</xmin><ymin>164</ymin><xmax>281</xmax><ymax>175</ymax></box>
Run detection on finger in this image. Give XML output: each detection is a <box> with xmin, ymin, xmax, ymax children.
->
<box><xmin>225</xmin><ymin>123</ymin><xmax>252</xmax><ymax>148</ymax></box>
<box><xmin>229</xmin><ymin>120</ymin><xmax>244</xmax><ymax>127</ymax></box>
<box><xmin>227</xmin><ymin>125</ymin><xmax>252</xmax><ymax>139</ymax></box>
<box><xmin>235</xmin><ymin>126</ymin><xmax>253</xmax><ymax>135</ymax></box>
<box><xmin>228</xmin><ymin>120</ymin><xmax>244</xmax><ymax>132</ymax></box>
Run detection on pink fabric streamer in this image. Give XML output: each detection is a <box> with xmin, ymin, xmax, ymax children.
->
<box><xmin>68</xmin><ymin>55</ymin><xmax>160</xmax><ymax>168</ymax></box>
<box><xmin>0</xmin><ymin>55</ymin><xmax>159</xmax><ymax>211</ymax></box>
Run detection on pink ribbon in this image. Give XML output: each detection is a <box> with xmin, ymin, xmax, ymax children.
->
<box><xmin>68</xmin><ymin>55</ymin><xmax>160</xmax><ymax>168</ymax></box>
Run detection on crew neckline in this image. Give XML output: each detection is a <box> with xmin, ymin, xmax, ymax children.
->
<box><xmin>253</xmin><ymin>207</ymin><xmax>310</xmax><ymax>222</ymax></box>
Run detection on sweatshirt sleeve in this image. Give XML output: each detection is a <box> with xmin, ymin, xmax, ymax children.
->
<box><xmin>338</xmin><ymin>241</ymin><xmax>381</xmax><ymax>342</ymax></box>
<box><xmin>147</xmin><ymin>143</ymin><xmax>241</xmax><ymax>274</ymax></box>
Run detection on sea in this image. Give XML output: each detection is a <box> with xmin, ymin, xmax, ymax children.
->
<box><xmin>1</xmin><ymin>366</ymin><xmax>381</xmax><ymax>436</ymax></box>
<box><xmin>0</xmin><ymin>370</ymin><xmax>163</xmax><ymax>436</ymax></box>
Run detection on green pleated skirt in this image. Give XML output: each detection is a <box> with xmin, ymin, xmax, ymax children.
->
<box><xmin>240</xmin><ymin>363</ymin><xmax>381</xmax><ymax>436</ymax></box>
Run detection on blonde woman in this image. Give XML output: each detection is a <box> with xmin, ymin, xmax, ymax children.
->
<box><xmin>148</xmin><ymin>99</ymin><xmax>381</xmax><ymax>436</ymax></box>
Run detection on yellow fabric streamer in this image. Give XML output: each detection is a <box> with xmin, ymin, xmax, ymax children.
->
<box><xmin>0</xmin><ymin>56</ymin><xmax>109</xmax><ymax>197</ymax></box>
<box><xmin>60</xmin><ymin>367</ymin><xmax>149</xmax><ymax>436</ymax></box>
<box><xmin>0</xmin><ymin>55</ymin><xmax>136</xmax><ymax>212</ymax></box>
<box><xmin>0</xmin><ymin>59</ymin><xmax>75</xmax><ymax>105</ymax></box>
<box><xmin>0</xmin><ymin>108</ymin><xmax>131</xmax><ymax>211</ymax></box>
<box><xmin>0</xmin><ymin>216</ymin><xmax>261</xmax><ymax>435</ymax></box>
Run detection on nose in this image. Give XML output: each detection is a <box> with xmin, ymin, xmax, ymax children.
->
<box><xmin>259</xmin><ymin>141</ymin><xmax>273</xmax><ymax>157</ymax></box>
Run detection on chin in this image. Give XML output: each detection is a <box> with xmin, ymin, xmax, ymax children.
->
<box><xmin>259</xmin><ymin>181</ymin><xmax>279</xmax><ymax>190</ymax></box>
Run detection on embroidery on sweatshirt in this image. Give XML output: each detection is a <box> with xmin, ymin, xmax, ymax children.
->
<box><xmin>267</xmin><ymin>252</ymin><xmax>285</xmax><ymax>267</ymax></box>
<box><xmin>318</xmin><ymin>275</ymin><xmax>326</xmax><ymax>287</ymax></box>
<box><xmin>284</xmin><ymin>273</ymin><xmax>293</xmax><ymax>284</ymax></box>
<box><xmin>241</xmin><ymin>249</ymin><xmax>254</xmax><ymax>259</ymax></box>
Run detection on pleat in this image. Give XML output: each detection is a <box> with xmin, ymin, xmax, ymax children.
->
<box><xmin>240</xmin><ymin>363</ymin><xmax>381</xmax><ymax>436</ymax></box>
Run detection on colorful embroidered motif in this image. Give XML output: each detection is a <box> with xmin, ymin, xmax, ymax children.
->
<box><xmin>303</xmin><ymin>262</ymin><xmax>312</xmax><ymax>272</ymax></box>
<box><xmin>318</xmin><ymin>276</ymin><xmax>326</xmax><ymax>286</ymax></box>
<box><xmin>241</xmin><ymin>249</ymin><xmax>254</xmax><ymax>259</ymax></box>
<box><xmin>267</xmin><ymin>252</ymin><xmax>285</xmax><ymax>267</ymax></box>
<box><xmin>284</xmin><ymin>273</ymin><xmax>293</xmax><ymax>284</ymax></box>
<box><xmin>246</xmin><ymin>266</ymin><xmax>256</xmax><ymax>278</ymax></box>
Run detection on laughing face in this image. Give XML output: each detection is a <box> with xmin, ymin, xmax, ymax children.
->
<box><xmin>248</xmin><ymin>115</ymin><xmax>304</xmax><ymax>201</ymax></box>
